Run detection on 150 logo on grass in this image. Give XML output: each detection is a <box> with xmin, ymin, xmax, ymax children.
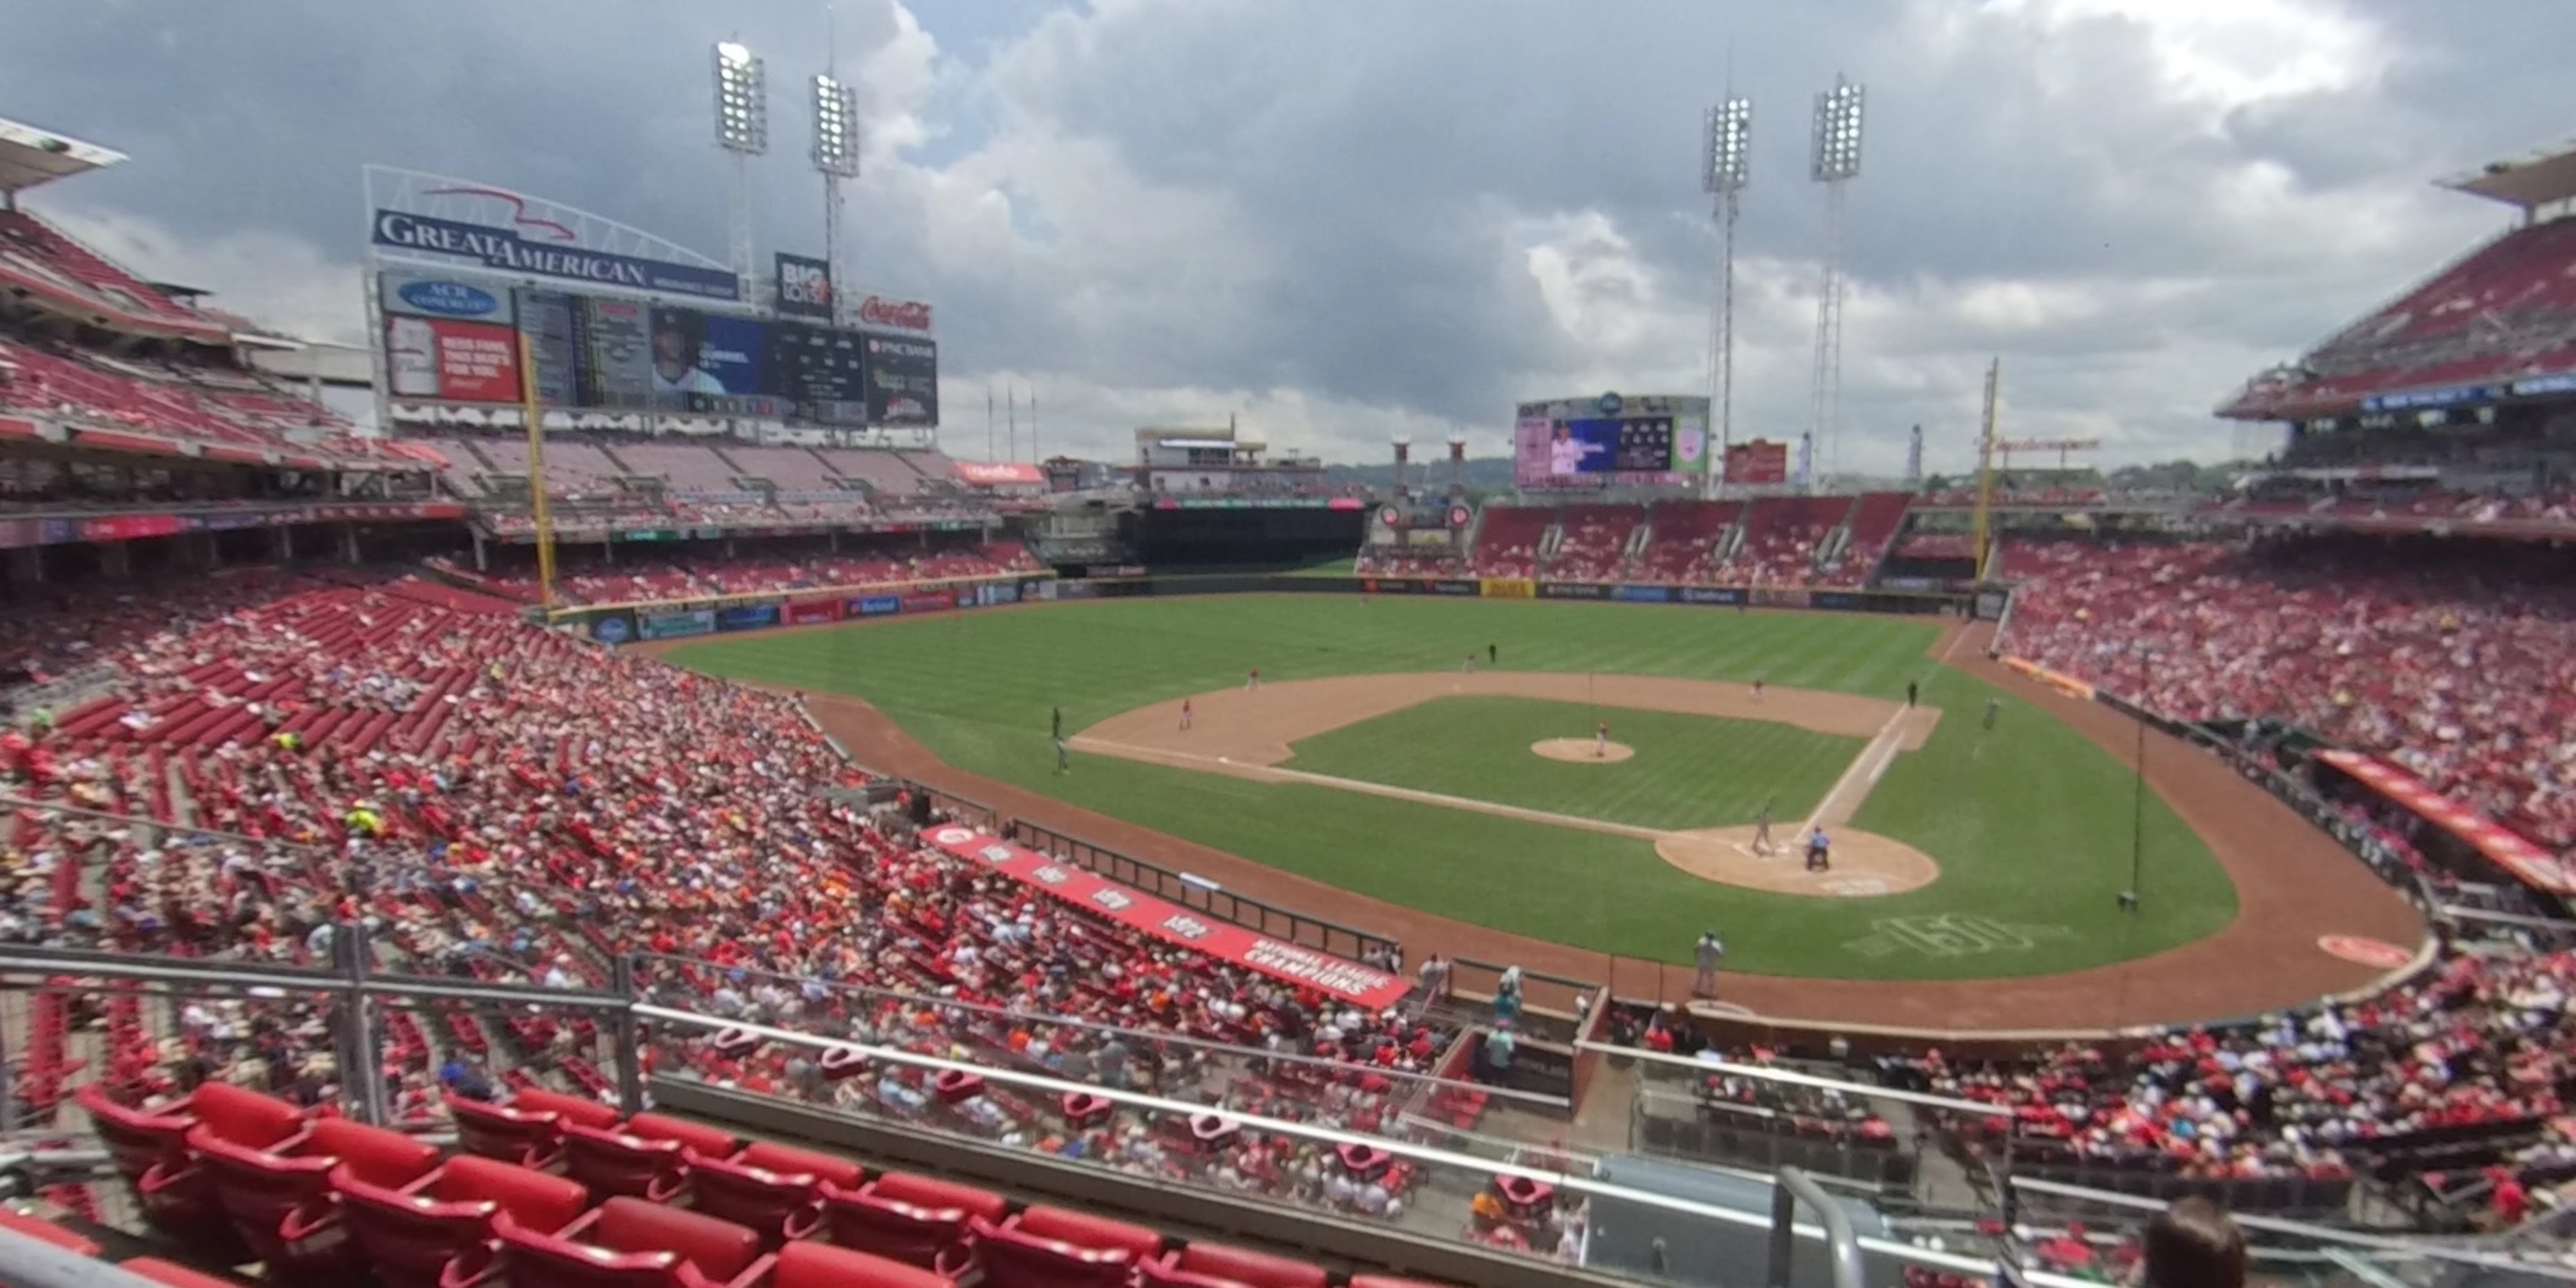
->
<box><xmin>1845</xmin><ymin>915</ymin><xmax>2073</xmax><ymax>959</ymax></box>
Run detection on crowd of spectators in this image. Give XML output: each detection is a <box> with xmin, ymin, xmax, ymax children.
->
<box><xmin>436</xmin><ymin>540</ymin><xmax>1045</xmax><ymax>607</ymax></box>
<box><xmin>2000</xmin><ymin>536</ymin><xmax>2576</xmax><ymax>847</ymax></box>
<box><xmin>0</xmin><ymin>570</ymin><xmax>1451</xmax><ymax>1178</ymax></box>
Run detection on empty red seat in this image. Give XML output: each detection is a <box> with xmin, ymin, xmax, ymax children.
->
<box><xmin>1009</xmin><ymin>1205</ymin><xmax>1163</xmax><ymax>1260</ymax></box>
<box><xmin>132</xmin><ymin>1084</ymin><xmax>308</xmax><ymax>1261</ymax></box>
<box><xmin>684</xmin><ymin>1141</ymin><xmax>860</xmax><ymax>1246</ymax></box>
<box><xmin>771</xmin><ymin>1239</ymin><xmax>956</xmax><ymax>1288</ymax></box>
<box><xmin>968</xmin><ymin>1214</ymin><xmax>1136</xmax><ymax>1288</ymax></box>
<box><xmin>448</xmin><ymin>1087</ymin><xmax>619</xmax><ymax>1168</ymax></box>
<box><xmin>77</xmin><ymin>1085</ymin><xmax>199</xmax><ymax>1186</ymax></box>
<box><xmin>337</xmin><ymin>1154</ymin><xmax>591</xmax><ymax>1288</ymax></box>
<box><xmin>560</xmin><ymin>1123</ymin><xmax>688</xmax><ymax>1202</ymax></box>
<box><xmin>817</xmin><ymin>1171</ymin><xmax>1005</xmax><ymax>1274</ymax></box>
<box><xmin>627</xmin><ymin>1112</ymin><xmax>738</xmax><ymax>1158</ymax></box>
<box><xmin>197</xmin><ymin>1116</ymin><xmax>440</xmax><ymax>1285</ymax></box>
<box><xmin>1145</xmin><ymin>1241</ymin><xmax>1330</xmax><ymax>1288</ymax></box>
<box><xmin>452</xmin><ymin>1196</ymin><xmax>769</xmax><ymax>1288</ymax></box>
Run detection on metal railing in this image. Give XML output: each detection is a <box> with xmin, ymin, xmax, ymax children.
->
<box><xmin>3</xmin><ymin>942</ymin><xmax>2562</xmax><ymax>1287</ymax></box>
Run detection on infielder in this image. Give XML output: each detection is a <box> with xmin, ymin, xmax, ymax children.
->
<box><xmin>1595</xmin><ymin>719</ymin><xmax>1610</xmax><ymax>758</ymax></box>
<box><xmin>1180</xmin><ymin>698</ymin><xmax>1193</xmax><ymax>730</ymax></box>
<box><xmin>1246</xmin><ymin>667</ymin><xmax>1261</xmax><ymax>691</ymax></box>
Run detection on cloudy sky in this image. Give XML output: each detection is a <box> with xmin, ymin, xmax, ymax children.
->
<box><xmin>7</xmin><ymin>0</ymin><xmax>2571</xmax><ymax>474</ymax></box>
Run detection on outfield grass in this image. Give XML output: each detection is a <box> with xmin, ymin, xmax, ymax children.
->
<box><xmin>1285</xmin><ymin>696</ymin><xmax>1855</xmax><ymax>831</ymax></box>
<box><xmin>666</xmin><ymin>597</ymin><xmax>2237</xmax><ymax>979</ymax></box>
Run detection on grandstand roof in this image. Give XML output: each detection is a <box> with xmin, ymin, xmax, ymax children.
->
<box><xmin>0</xmin><ymin>116</ymin><xmax>125</xmax><ymax>193</ymax></box>
<box><xmin>2436</xmin><ymin>136</ymin><xmax>2576</xmax><ymax>212</ymax></box>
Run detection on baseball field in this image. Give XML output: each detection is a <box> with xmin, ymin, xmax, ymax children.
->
<box><xmin>662</xmin><ymin>595</ymin><xmax>2246</xmax><ymax>984</ymax></box>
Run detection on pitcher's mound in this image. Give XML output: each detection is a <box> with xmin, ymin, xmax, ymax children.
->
<box><xmin>1655</xmin><ymin>825</ymin><xmax>1940</xmax><ymax>897</ymax></box>
<box><xmin>1533</xmin><ymin>738</ymin><xmax>1634</xmax><ymax>763</ymax></box>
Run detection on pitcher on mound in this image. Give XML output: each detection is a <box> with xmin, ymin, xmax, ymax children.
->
<box><xmin>1595</xmin><ymin>719</ymin><xmax>1610</xmax><ymax>758</ymax></box>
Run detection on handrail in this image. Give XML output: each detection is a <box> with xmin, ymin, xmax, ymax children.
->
<box><xmin>1771</xmin><ymin>1167</ymin><xmax>1866</xmax><ymax>1288</ymax></box>
<box><xmin>1587</xmin><ymin>1041</ymin><xmax>2015</xmax><ymax>1120</ymax></box>
<box><xmin>0</xmin><ymin>1224</ymin><xmax>179</xmax><ymax>1288</ymax></box>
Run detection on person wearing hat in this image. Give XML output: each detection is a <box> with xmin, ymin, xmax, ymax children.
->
<box><xmin>1694</xmin><ymin>928</ymin><xmax>1724</xmax><ymax>997</ymax></box>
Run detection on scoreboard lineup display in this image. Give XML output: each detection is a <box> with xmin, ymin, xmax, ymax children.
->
<box><xmin>1512</xmin><ymin>392</ymin><xmax>1711</xmax><ymax>486</ymax></box>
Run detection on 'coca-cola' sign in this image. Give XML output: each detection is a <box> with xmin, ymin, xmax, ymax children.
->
<box><xmin>858</xmin><ymin>295</ymin><xmax>933</xmax><ymax>332</ymax></box>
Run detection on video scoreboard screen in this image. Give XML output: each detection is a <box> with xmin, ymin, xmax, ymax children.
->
<box><xmin>1512</xmin><ymin>395</ymin><xmax>1707</xmax><ymax>486</ymax></box>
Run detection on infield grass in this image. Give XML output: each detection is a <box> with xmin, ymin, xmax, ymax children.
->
<box><xmin>666</xmin><ymin>596</ymin><xmax>2237</xmax><ymax>979</ymax></box>
<box><xmin>1284</xmin><ymin>696</ymin><xmax>1856</xmax><ymax>831</ymax></box>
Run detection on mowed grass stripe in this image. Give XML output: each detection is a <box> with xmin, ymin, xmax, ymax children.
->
<box><xmin>1283</xmin><ymin>697</ymin><xmax>1854</xmax><ymax>831</ymax></box>
<box><xmin>667</xmin><ymin>597</ymin><xmax>2237</xmax><ymax>979</ymax></box>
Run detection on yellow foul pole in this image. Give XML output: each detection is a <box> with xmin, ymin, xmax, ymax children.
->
<box><xmin>518</xmin><ymin>330</ymin><xmax>559</xmax><ymax>613</ymax></box>
<box><xmin>1970</xmin><ymin>357</ymin><xmax>2001</xmax><ymax>580</ymax></box>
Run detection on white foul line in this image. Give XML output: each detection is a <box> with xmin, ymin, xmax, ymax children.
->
<box><xmin>1797</xmin><ymin>707</ymin><xmax>1913</xmax><ymax>842</ymax></box>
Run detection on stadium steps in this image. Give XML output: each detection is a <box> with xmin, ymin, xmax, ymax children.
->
<box><xmin>449</xmin><ymin>436</ymin><xmax>503</xmax><ymax>478</ymax></box>
<box><xmin>590</xmin><ymin>441</ymin><xmax>639</xmax><ymax>475</ymax></box>
<box><xmin>706</xmin><ymin>441</ymin><xmax>752</xmax><ymax>475</ymax></box>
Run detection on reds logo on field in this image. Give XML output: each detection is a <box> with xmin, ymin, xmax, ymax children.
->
<box><xmin>858</xmin><ymin>295</ymin><xmax>934</xmax><ymax>332</ymax></box>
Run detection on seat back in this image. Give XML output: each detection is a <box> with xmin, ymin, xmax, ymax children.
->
<box><xmin>308</xmin><ymin>1118</ymin><xmax>443</xmax><ymax>1189</ymax></box>
<box><xmin>561</xmin><ymin>1123</ymin><xmax>688</xmax><ymax>1200</ymax></box>
<box><xmin>736</xmin><ymin>1141</ymin><xmax>864</xmax><ymax>1189</ymax></box>
<box><xmin>1171</xmin><ymin>1242</ymin><xmax>1331</xmax><ymax>1288</ymax></box>
<box><xmin>187</xmin><ymin>1126</ymin><xmax>340</xmax><ymax>1230</ymax></box>
<box><xmin>628</xmin><ymin>1112</ymin><xmax>738</xmax><ymax>1158</ymax></box>
<box><xmin>865</xmin><ymin>1173</ymin><xmax>1006</xmax><ymax>1223</ymax></box>
<box><xmin>491</xmin><ymin>1215</ymin><xmax>704</xmax><ymax>1288</ymax></box>
<box><xmin>969</xmin><ymin>1214</ymin><xmax>1136</xmax><ymax>1288</ymax></box>
<box><xmin>684</xmin><ymin>1152</ymin><xmax>818</xmax><ymax>1241</ymax></box>
<box><xmin>817</xmin><ymin>1186</ymin><xmax>971</xmax><ymax>1269</ymax></box>
<box><xmin>337</xmin><ymin>1170</ymin><xmax>504</xmax><ymax>1288</ymax></box>
<box><xmin>447</xmin><ymin>1094</ymin><xmax>564</xmax><ymax>1165</ymax></box>
<box><xmin>436</xmin><ymin>1154</ymin><xmax>591</xmax><ymax>1231</ymax></box>
<box><xmin>76</xmin><ymin>1085</ymin><xmax>197</xmax><ymax>1182</ymax></box>
<box><xmin>187</xmin><ymin>1082</ymin><xmax>306</xmax><ymax>1150</ymax></box>
<box><xmin>587</xmin><ymin>1196</ymin><xmax>763</xmax><ymax>1281</ymax></box>
<box><xmin>1014</xmin><ymin>1204</ymin><xmax>1164</xmax><ymax>1259</ymax></box>
<box><xmin>511</xmin><ymin>1086</ymin><xmax>624</xmax><ymax>1130</ymax></box>
<box><xmin>772</xmin><ymin>1240</ymin><xmax>955</xmax><ymax>1288</ymax></box>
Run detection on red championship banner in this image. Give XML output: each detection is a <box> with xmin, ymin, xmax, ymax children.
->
<box><xmin>1724</xmin><ymin>439</ymin><xmax>1790</xmax><ymax>485</ymax></box>
<box><xmin>924</xmin><ymin>826</ymin><xmax>1411</xmax><ymax>1008</ymax></box>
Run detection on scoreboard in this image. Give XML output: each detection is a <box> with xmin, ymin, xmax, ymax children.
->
<box><xmin>1513</xmin><ymin>393</ymin><xmax>1708</xmax><ymax>487</ymax></box>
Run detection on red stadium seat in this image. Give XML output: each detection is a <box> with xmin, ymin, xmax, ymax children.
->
<box><xmin>682</xmin><ymin>1150</ymin><xmax>832</xmax><ymax>1246</ymax></box>
<box><xmin>1145</xmin><ymin>1241</ymin><xmax>1331</xmax><ymax>1288</ymax></box>
<box><xmin>1008</xmin><ymin>1205</ymin><xmax>1164</xmax><ymax>1260</ymax></box>
<box><xmin>770</xmin><ymin>1239</ymin><xmax>958</xmax><ymax>1288</ymax></box>
<box><xmin>559</xmin><ymin>1122</ymin><xmax>690</xmax><ymax>1202</ymax></box>
<box><xmin>337</xmin><ymin>1154</ymin><xmax>591</xmax><ymax>1288</ymax></box>
<box><xmin>194</xmin><ymin>1116</ymin><xmax>440</xmax><ymax>1285</ymax></box>
<box><xmin>133</xmin><ymin>1085</ymin><xmax>308</xmax><ymax>1262</ymax></box>
<box><xmin>451</xmin><ymin>1196</ymin><xmax>769</xmax><ymax>1288</ymax></box>
<box><xmin>448</xmin><ymin>1087</ymin><xmax>619</xmax><ymax>1169</ymax></box>
<box><xmin>626</xmin><ymin>1112</ymin><xmax>738</xmax><ymax>1159</ymax></box>
<box><xmin>967</xmin><ymin>1213</ymin><xmax>1138</xmax><ymax>1288</ymax></box>
<box><xmin>816</xmin><ymin>1172</ymin><xmax>1005</xmax><ymax>1274</ymax></box>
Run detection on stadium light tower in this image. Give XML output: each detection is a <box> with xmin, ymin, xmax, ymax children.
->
<box><xmin>812</xmin><ymin>72</ymin><xmax>860</xmax><ymax>326</ymax></box>
<box><xmin>1807</xmin><ymin>75</ymin><xmax>1863</xmax><ymax>489</ymax></box>
<box><xmin>1702</xmin><ymin>95</ymin><xmax>1752</xmax><ymax>499</ymax></box>
<box><xmin>713</xmin><ymin>40</ymin><xmax>769</xmax><ymax>303</ymax></box>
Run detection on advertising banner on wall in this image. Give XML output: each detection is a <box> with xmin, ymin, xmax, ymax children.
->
<box><xmin>1539</xmin><ymin>582</ymin><xmax>1609</xmax><ymax>600</ymax></box>
<box><xmin>854</xmin><ymin>294</ymin><xmax>934</xmax><ymax>334</ymax></box>
<box><xmin>587</xmin><ymin>612</ymin><xmax>637</xmax><ymax>645</ymax></box>
<box><xmin>1613</xmin><ymin>585</ymin><xmax>1674</xmax><ymax>602</ymax></box>
<box><xmin>865</xmin><ymin>334</ymin><xmax>941</xmax><ymax>425</ymax></box>
<box><xmin>380</xmin><ymin>271</ymin><xmax>515</xmax><ymax>325</ymax></box>
<box><xmin>1724</xmin><ymin>439</ymin><xmax>1791</xmax><ymax>485</ymax></box>
<box><xmin>774</xmin><ymin>252</ymin><xmax>835</xmax><ymax>320</ymax></box>
<box><xmin>386</xmin><ymin>316</ymin><xmax>523</xmax><ymax>402</ymax></box>
<box><xmin>1679</xmin><ymin>586</ymin><xmax>1746</xmax><ymax>606</ymax></box>
<box><xmin>784</xmin><ymin>597</ymin><xmax>845</xmax><ymax>625</ymax></box>
<box><xmin>365</xmin><ymin>168</ymin><xmax>741</xmax><ymax>302</ymax></box>
<box><xmin>852</xmin><ymin>594</ymin><xmax>902</xmax><ymax>617</ymax></box>
<box><xmin>924</xmin><ymin>826</ymin><xmax>1409</xmax><ymax>1007</ymax></box>
<box><xmin>714</xmin><ymin>603</ymin><xmax>782</xmax><ymax>632</ymax></box>
<box><xmin>1480</xmin><ymin>577</ymin><xmax>1536</xmax><ymax>598</ymax></box>
<box><xmin>637</xmin><ymin>608</ymin><xmax>717</xmax><ymax>640</ymax></box>
<box><xmin>900</xmin><ymin>591</ymin><xmax>956</xmax><ymax>615</ymax></box>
